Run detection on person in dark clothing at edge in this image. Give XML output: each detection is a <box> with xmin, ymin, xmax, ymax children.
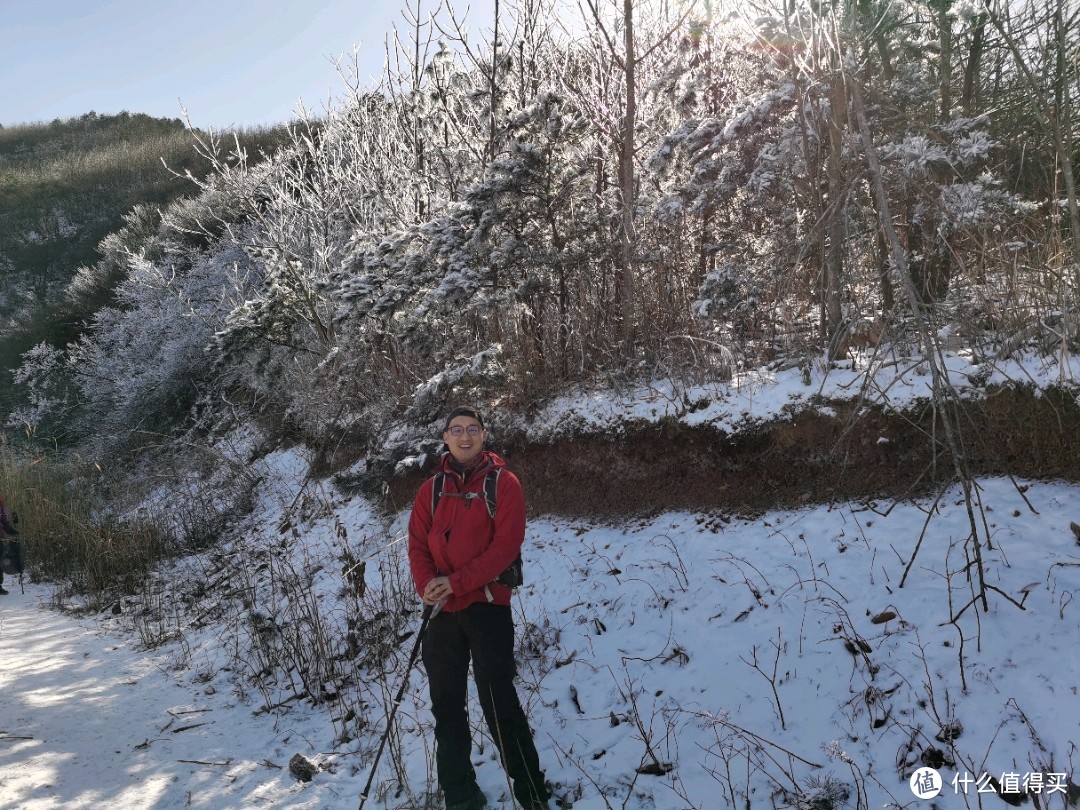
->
<box><xmin>0</xmin><ymin>496</ymin><xmax>19</xmax><ymax>595</ymax></box>
<box><xmin>408</xmin><ymin>407</ymin><xmax>551</xmax><ymax>810</ymax></box>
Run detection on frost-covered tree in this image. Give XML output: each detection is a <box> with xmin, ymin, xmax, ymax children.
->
<box><xmin>644</xmin><ymin>0</ymin><xmax>1070</xmax><ymax>362</ymax></box>
<box><xmin>13</xmin><ymin>0</ymin><xmax>1078</xmax><ymax>456</ymax></box>
<box><xmin>9</xmin><ymin>180</ymin><xmax>259</xmax><ymax>450</ymax></box>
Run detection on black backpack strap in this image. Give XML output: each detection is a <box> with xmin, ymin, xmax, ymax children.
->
<box><xmin>430</xmin><ymin>472</ymin><xmax>445</xmax><ymax>517</ymax></box>
<box><xmin>482</xmin><ymin>468</ymin><xmax>500</xmax><ymax>519</ymax></box>
<box><xmin>432</xmin><ymin>468</ymin><xmax>498</xmax><ymax>520</ymax></box>
<box><xmin>485</xmin><ymin>468</ymin><xmax>524</xmax><ymax>589</ymax></box>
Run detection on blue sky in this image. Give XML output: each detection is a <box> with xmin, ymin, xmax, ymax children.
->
<box><xmin>0</xmin><ymin>0</ymin><xmax>496</xmax><ymax>130</ymax></box>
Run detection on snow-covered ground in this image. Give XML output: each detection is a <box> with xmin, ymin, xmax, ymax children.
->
<box><xmin>0</xmin><ymin>580</ymin><xmax>344</xmax><ymax>808</ymax></box>
<box><xmin>2</xmin><ymin>357</ymin><xmax>1080</xmax><ymax>809</ymax></box>
<box><xmin>2</xmin><ymin>469</ymin><xmax>1079</xmax><ymax>809</ymax></box>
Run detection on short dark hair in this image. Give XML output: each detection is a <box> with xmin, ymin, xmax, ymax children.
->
<box><xmin>443</xmin><ymin>406</ymin><xmax>485</xmax><ymax>432</ymax></box>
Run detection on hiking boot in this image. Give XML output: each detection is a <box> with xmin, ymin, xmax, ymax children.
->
<box><xmin>446</xmin><ymin>788</ymin><xmax>487</xmax><ymax>810</ymax></box>
<box><xmin>0</xmin><ymin>587</ymin><xmax>9</xmax><ymax>595</ymax></box>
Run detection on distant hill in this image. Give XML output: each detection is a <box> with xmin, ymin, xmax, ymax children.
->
<box><xmin>0</xmin><ymin>110</ymin><xmax>289</xmax><ymax>416</ymax></box>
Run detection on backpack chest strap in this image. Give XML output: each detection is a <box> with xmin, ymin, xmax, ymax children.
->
<box><xmin>432</xmin><ymin>468</ymin><xmax>500</xmax><ymax>519</ymax></box>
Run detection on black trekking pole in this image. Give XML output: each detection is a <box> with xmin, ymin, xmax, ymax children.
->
<box><xmin>358</xmin><ymin>601</ymin><xmax>435</xmax><ymax>810</ymax></box>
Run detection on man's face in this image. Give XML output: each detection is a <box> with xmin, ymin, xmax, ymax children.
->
<box><xmin>443</xmin><ymin>416</ymin><xmax>486</xmax><ymax>465</ymax></box>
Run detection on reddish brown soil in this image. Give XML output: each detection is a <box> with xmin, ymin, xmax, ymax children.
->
<box><xmin>382</xmin><ymin>387</ymin><xmax>1080</xmax><ymax>518</ymax></box>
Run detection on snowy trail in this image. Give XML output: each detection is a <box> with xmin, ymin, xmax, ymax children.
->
<box><xmin>0</xmin><ymin>584</ymin><xmax>334</xmax><ymax>810</ymax></box>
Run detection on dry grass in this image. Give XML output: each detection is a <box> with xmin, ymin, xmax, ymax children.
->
<box><xmin>0</xmin><ymin>449</ymin><xmax>168</xmax><ymax>605</ymax></box>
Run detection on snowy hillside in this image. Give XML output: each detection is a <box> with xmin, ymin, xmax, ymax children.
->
<box><xmin>3</xmin><ymin>430</ymin><xmax>1079</xmax><ymax>808</ymax></box>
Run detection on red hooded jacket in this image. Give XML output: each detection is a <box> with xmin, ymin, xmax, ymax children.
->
<box><xmin>408</xmin><ymin>450</ymin><xmax>525</xmax><ymax>612</ymax></box>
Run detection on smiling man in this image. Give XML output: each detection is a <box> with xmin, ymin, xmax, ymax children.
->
<box><xmin>407</xmin><ymin>407</ymin><xmax>551</xmax><ymax>810</ymax></box>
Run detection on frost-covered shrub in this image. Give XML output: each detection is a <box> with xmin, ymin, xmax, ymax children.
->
<box><xmin>694</xmin><ymin>263</ymin><xmax>764</xmax><ymax>339</ymax></box>
<box><xmin>6</xmin><ymin>343</ymin><xmax>69</xmax><ymax>437</ymax></box>
<box><xmin>406</xmin><ymin>346</ymin><xmax>507</xmax><ymax>426</ymax></box>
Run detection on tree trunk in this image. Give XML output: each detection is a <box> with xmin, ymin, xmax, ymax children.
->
<box><xmin>615</xmin><ymin>0</ymin><xmax>638</xmax><ymax>339</ymax></box>
<box><xmin>960</xmin><ymin>13</ymin><xmax>987</xmax><ymax>113</ymax></box>
<box><xmin>936</xmin><ymin>0</ymin><xmax>954</xmax><ymax>121</ymax></box>
<box><xmin>874</xmin><ymin>215</ymin><xmax>895</xmax><ymax>313</ymax></box>
<box><xmin>824</xmin><ymin>70</ymin><xmax>846</xmax><ymax>356</ymax></box>
<box><xmin>488</xmin><ymin>0</ymin><xmax>501</xmax><ymax>165</ymax></box>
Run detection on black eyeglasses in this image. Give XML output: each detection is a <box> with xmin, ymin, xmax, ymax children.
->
<box><xmin>447</xmin><ymin>425</ymin><xmax>483</xmax><ymax>437</ymax></box>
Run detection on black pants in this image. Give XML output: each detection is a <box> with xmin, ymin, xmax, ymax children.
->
<box><xmin>422</xmin><ymin>602</ymin><xmax>548</xmax><ymax>807</ymax></box>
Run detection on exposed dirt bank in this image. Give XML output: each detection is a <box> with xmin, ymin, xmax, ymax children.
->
<box><xmin>385</xmin><ymin>386</ymin><xmax>1080</xmax><ymax>517</ymax></box>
